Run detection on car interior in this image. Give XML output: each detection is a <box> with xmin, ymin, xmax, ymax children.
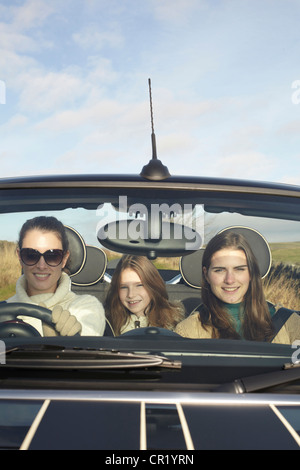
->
<box><xmin>67</xmin><ymin>222</ymin><xmax>278</xmax><ymax>338</ymax></box>
<box><xmin>0</xmin><ymin>185</ymin><xmax>299</xmax><ymax>340</ymax></box>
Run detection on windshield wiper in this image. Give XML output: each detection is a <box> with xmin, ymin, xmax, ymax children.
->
<box><xmin>3</xmin><ymin>344</ymin><xmax>182</xmax><ymax>370</ymax></box>
<box><xmin>215</xmin><ymin>362</ymin><xmax>300</xmax><ymax>393</ymax></box>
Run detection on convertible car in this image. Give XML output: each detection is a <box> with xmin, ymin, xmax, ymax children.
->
<box><xmin>0</xmin><ymin>151</ymin><xmax>299</xmax><ymax>451</ymax></box>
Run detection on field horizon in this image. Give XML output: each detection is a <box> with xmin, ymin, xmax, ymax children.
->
<box><xmin>0</xmin><ymin>240</ymin><xmax>299</xmax><ymax>309</ymax></box>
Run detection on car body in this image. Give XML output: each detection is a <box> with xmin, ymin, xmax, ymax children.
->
<box><xmin>0</xmin><ymin>167</ymin><xmax>300</xmax><ymax>451</ymax></box>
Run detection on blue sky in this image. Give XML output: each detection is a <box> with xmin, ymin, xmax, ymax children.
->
<box><xmin>1</xmin><ymin>0</ymin><xmax>300</xmax><ymax>184</ymax></box>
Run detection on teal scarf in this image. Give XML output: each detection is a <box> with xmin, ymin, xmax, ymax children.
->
<box><xmin>223</xmin><ymin>302</ymin><xmax>244</xmax><ymax>335</ymax></box>
<box><xmin>223</xmin><ymin>302</ymin><xmax>276</xmax><ymax>337</ymax></box>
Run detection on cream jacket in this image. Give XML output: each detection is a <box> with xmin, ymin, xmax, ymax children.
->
<box><xmin>7</xmin><ymin>273</ymin><xmax>106</xmax><ymax>336</ymax></box>
<box><xmin>175</xmin><ymin>309</ymin><xmax>300</xmax><ymax>345</ymax></box>
<box><xmin>120</xmin><ymin>314</ymin><xmax>149</xmax><ymax>334</ymax></box>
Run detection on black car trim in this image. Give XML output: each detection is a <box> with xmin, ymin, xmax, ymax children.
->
<box><xmin>1</xmin><ymin>174</ymin><xmax>300</xmax><ymax>197</ymax></box>
<box><xmin>6</xmin><ymin>394</ymin><xmax>300</xmax><ymax>450</ymax></box>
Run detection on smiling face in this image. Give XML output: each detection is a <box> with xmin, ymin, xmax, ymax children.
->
<box><xmin>18</xmin><ymin>229</ymin><xmax>69</xmax><ymax>296</ymax></box>
<box><xmin>118</xmin><ymin>268</ymin><xmax>151</xmax><ymax>317</ymax></box>
<box><xmin>203</xmin><ymin>248</ymin><xmax>251</xmax><ymax>304</ymax></box>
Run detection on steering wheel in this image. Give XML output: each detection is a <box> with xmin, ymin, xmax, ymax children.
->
<box><xmin>0</xmin><ymin>302</ymin><xmax>54</xmax><ymax>338</ymax></box>
<box><xmin>119</xmin><ymin>326</ymin><xmax>182</xmax><ymax>339</ymax></box>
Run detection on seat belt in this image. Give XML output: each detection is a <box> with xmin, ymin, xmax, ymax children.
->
<box><xmin>271</xmin><ymin>307</ymin><xmax>296</xmax><ymax>339</ymax></box>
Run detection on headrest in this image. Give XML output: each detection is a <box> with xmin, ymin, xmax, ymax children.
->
<box><xmin>65</xmin><ymin>225</ymin><xmax>86</xmax><ymax>276</ymax></box>
<box><xmin>71</xmin><ymin>245</ymin><xmax>107</xmax><ymax>286</ymax></box>
<box><xmin>180</xmin><ymin>248</ymin><xmax>204</xmax><ymax>289</ymax></box>
<box><xmin>180</xmin><ymin>226</ymin><xmax>272</xmax><ymax>289</ymax></box>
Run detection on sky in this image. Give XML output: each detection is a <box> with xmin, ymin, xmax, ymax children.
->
<box><xmin>1</xmin><ymin>0</ymin><xmax>300</xmax><ymax>185</ymax></box>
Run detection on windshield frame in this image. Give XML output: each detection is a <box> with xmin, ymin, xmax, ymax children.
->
<box><xmin>0</xmin><ymin>173</ymin><xmax>299</xmax><ymax>365</ymax></box>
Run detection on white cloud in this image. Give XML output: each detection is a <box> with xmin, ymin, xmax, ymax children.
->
<box><xmin>278</xmin><ymin>119</ymin><xmax>300</xmax><ymax>135</ymax></box>
<box><xmin>282</xmin><ymin>175</ymin><xmax>300</xmax><ymax>185</ymax></box>
<box><xmin>158</xmin><ymin>132</ymin><xmax>197</xmax><ymax>157</ymax></box>
<box><xmin>151</xmin><ymin>0</ymin><xmax>206</xmax><ymax>23</ymax></box>
<box><xmin>35</xmin><ymin>99</ymin><xmax>125</xmax><ymax>132</ymax></box>
<box><xmin>0</xmin><ymin>0</ymin><xmax>54</xmax><ymax>54</ymax></box>
<box><xmin>85</xmin><ymin>56</ymin><xmax>118</xmax><ymax>86</ymax></box>
<box><xmin>214</xmin><ymin>151</ymin><xmax>277</xmax><ymax>181</ymax></box>
<box><xmin>72</xmin><ymin>24</ymin><xmax>123</xmax><ymax>50</ymax></box>
<box><xmin>0</xmin><ymin>25</ymin><xmax>39</xmax><ymax>53</ymax></box>
<box><xmin>0</xmin><ymin>114</ymin><xmax>28</xmax><ymax>131</ymax></box>
<box><xmin>11</xmin><ymin>0</ymin><xmax>54</xmax><ymax>31</ymax></box>
<box><xmin>17</xmin><ymin>69</ymin><xmax>88</xmax><ymax>114</ymax></box>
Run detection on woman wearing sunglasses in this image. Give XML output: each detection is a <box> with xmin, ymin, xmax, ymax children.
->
<box><xmin>6</xmin><ymin>216</ymin><xmax>105</xmax><ymax>337</ymax></box>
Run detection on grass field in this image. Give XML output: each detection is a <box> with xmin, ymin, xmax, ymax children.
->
<box><xmin>0</xmin><ymin>240</ymin><xmax>299</xmax><ymax>310</ymax></box>
<box><xmin>269</xmin><ymin>241</ymin><xmax>300</xmax><ymax>265</ymax></box>
<box><xmin>0</xmin><ymin>241</ymin><xmax>21</xmax><ymax>300</ymax></box>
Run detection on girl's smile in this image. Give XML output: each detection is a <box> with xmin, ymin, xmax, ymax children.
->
<box><xmin>204</xmin><ymin>248</ymin><xmax>251</xmax><ymax>304</ymax></box>
<box><xmin>119</xmin><ymin>268</ymin><xmax>151</xmax><ymax>317</ymax></box>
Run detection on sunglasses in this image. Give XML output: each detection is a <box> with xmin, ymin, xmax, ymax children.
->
<box><xmin>20</xmin><ymin>248</ymin><xmax>65</xmax><ymax>267</ymax></box>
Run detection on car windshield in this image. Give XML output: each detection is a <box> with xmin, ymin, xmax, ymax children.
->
<box><xmin>0</xmin><ymin>181</ymin><xmax>299</xmax><ymax>353</ymax></box>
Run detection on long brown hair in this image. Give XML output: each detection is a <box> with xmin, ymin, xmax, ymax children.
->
<box><xmin>105</xmin><ymin>255</ymin><xmax>185</xmax><ymax>335</ymax></box>
<box><xmin>200</xmin><ymin>231</ymin><xmax>274</xmax><ymax>341</ymax></box>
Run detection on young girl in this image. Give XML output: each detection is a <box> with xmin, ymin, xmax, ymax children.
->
<box><xmin>7</xmin><ymin>216</ymin><xmax>106</xmax><ymax>336</ymax></box>
<box><xmin>105</xmin><ymin>255</ymin><xmax>185</xmax><ymax>335</ymax></box>
<box><xmin>175</xmin><ymin>230</ymin><xmax>300</xmax><ymax>344</ymax></box>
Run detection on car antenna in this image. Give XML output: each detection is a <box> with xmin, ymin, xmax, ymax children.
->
<box><xmin>140</xmin><ymin>78</ymin><xmax>171</xmax><ymax>180</ymax></box>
